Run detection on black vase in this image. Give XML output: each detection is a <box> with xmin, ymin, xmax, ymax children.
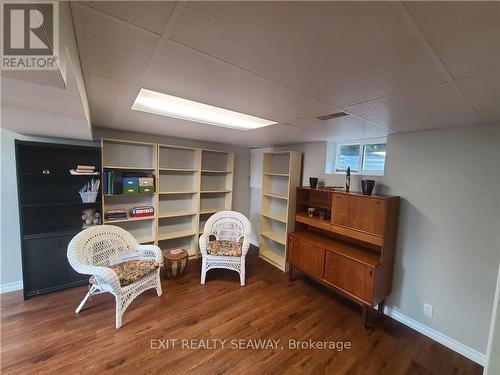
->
<box><xmin>309</xmin><ymin>177</ymin><xmax>318</xmax><ymax>189</ymax></box>
<box><xmin>361</xmin><ymin>179</ymin><xmax>375</xmax><ymax>196</ymax></box>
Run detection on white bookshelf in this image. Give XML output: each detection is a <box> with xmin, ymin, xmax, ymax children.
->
<box><xmin>101</xmin><ymin>139</ymin><xmax>158</xmax><ymax>244</ymax></box>
<box><xmin>157</xmin><ymin>145</ymin><xmax>200</xmax><ymax>257</ymax></box>
<box><xmin>199</xmin><ymin>149</ymin><xmax>234</xmax><ymax>236</ymax></box>
<box><xmin>102</xmin><ymin>140</ymin><xmax>235</xmax><ymax>257</ymax></box>
<box><xmin>259</xmin><ymin>151</ymin><xmax>301</xmax><ymax>271</ymax></box>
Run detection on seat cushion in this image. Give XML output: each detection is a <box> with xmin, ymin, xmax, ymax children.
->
<box><xmin>90</xmin><ymin>260</ymin><xmax>159</xmax><ymax>287</ymax></box>
<box><xmin>207</xmin><ymin>240</ymin><xmax>242</xmax><ymax>257</ymax></box>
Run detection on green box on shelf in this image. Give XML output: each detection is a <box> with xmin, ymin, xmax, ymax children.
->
<box><xmin>139</xmin><ymin>186</ymin><xmax>154</xmax><ymax>194</ymax></box>
<box><xmin>123</xmin><ymin>187</ymin><xmax>139</xmax><ymax>195</ymax></box>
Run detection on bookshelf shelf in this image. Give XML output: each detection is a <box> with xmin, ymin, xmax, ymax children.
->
<box><xmin>264</xmin><ymin>172</ymin><xmax>289</xmax><ymax>177</ymax></box>
<box><xmin>103</xmin><ymin>166</ymin><xmax>155</xmax><ymax>170</ymax></box>
<box><xmin>159</xmin><ymin>191</ymin><xmax>197</xmax><ymax>195</ymax></box>
<box><xmin>262</xmin><ymin>193</ymin><xmax>288</xmax><ymax>200</ymax></box>
<box><xmin>261</xmin><ymin>212</ymin><xmax>287</xmax><ymax>223</ymax></box>
<box><xmin>201</xmin><ymin>169</ymin><xmax>232</xmax><ymax>174</ymax></box>
<box><xmin>159</xmin><ymin>168</ymin><xmax>198</xmax><ymax>172</ymax></box>
<box><xmin>21</xmin><ymin>201</ymin><xmax>99</xmax><ymax>208</ymax></box>
<box><xmin>259</xmin><ymin>151</ymin><xmax>301</xmax><ymax>272</ymax></box>
<box><xmin>158</xmin><ymin>211</ymin><xmax>196</xmax><ymax>218</ymax></box>
<box><xmin>261</xmin><ymin>231</ymin><xmax>286</xmax><ymax>245</ymax></box>
<box><xmin>158</xmin><ymin>230</ymin><xmax>197</xmax><ymax>241</ymax></box>
<box><xmin>104</xmin><ymin>215</ymin><xmax>156</xmax><ymax>224</ymax></box>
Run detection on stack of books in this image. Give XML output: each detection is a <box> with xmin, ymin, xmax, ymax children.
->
<box><xmin>105</xmin><ymin>209</ymin><xmax>127</xmax><ymax>221</ymax></box>
<box><xmin>103</xmin><ymin>171</ymin><xmax>123</xmax><ymax>195</ymax></box>
<box><xmin>70</xmin><ymin>165</ymin><xmax>99</xmax><ymax>175</ymax></box>
<box><xmin>130</xmin><ymin>206</ymin><xmax>154</xmax><ymax>218</ymax></box>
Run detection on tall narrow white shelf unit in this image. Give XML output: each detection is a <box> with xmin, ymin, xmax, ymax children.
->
<box><xmin>101</xmin><ymin>139</ymin><xmax>158</xmax><ymax>245</ymax></box>
<box><xmin>157</xmin><ymin>144</ymin><xmax>201</xmax><ymax>257</ymax></box>
<box><xmin>259</xmin><ymin>151</ymin><xmax>302</xmax><ymax>271</ymax></box>
<box><xmin>101</xmin><ymin>139</ymin><xmax>234</xmax><ymax>258</ymax></box>
<box><xmin>199</xmin><ymin>149</ymin><xmax>234</xmax><ymax>235</ymax></box>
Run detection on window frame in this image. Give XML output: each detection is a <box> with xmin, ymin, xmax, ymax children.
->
<box><xmin>334</xmin><ymin>137</ymin><xmax>387</xmax><ymax>176</ymax></box>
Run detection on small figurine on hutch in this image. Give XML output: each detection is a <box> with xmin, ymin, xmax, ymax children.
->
<box><xmin>345</xmin><ymin>166</ymin><xmax>351</xmax><ymax>193</ymax></box>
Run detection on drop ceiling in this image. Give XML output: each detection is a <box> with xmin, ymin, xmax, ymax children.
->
<box><xmin>8</xmin><ymin>1</ymin><xmax>500</xmax><ymax>147</ymax></box>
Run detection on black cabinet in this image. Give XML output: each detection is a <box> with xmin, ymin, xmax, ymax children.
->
<box><xmin>16</xmin><ymin>141</ymin><xmax>101</xmax><ymax>299</ymax></box>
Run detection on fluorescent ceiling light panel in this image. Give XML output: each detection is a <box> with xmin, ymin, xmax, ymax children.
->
<box><xmin>132</xmin><ymin>88</ymin><xmax>276</xmax><ymax>130</ymax></box>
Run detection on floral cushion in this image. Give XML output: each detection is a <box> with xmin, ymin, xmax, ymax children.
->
<box><xmin>207</xmin><ymin>240</ymin><xmax>242</xmax><ymax>257</ymax></box>
<box><xmin>90</xmin><ymin>260</ymin><xmax>159</xmax><ymax>287</ymax></box>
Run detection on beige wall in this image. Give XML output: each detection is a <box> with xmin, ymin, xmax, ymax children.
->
<box><xmin>277</xmin><ymin>124</ymin><xmax>500</xmax><ymax>356</ymax></box>
<box><xmin>0</xmin><ymin>127</ymin><xmax>250</xmax><ymax>286</ymax></box>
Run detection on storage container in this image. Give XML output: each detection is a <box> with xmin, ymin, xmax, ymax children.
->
<box><xmin>139</xmin><ymin>186</ymin><xmax>154</xmax><ymax>194</ymax></box>
<box><xmin>123</xmin><ymin>186</ymin><xmax>139</xmax><ymax>195</ymax></box>
<box><xmin>139</xmin><ymin>177</ymin><xmax>154</xmax><ymax>187</ymax></box>
<box><xmin>122</xmin><ymin>177</ymin><xmax>139</xmax><ymax>188</ymax></box>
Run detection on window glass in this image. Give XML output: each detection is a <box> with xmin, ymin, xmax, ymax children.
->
<box><xmin>337</xmin><ymin>144</ymin><xmax>360</xmax><ymax>171</ymax></box>
<box><xmin>362</xmin><ymin>143</ymin><xmax>386</xmax><ymax>171</ymax></box>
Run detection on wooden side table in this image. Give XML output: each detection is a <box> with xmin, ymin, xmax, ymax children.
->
<box><xmin>163</xmin><ymin>249</ymin><xmax>189</xmax><ymax>279</ymax></box>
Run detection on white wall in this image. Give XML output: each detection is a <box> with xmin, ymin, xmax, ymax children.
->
<box><xmin>276</xmin><ymin>124</ymin><xmax>500</xmax><ymax>358</ymax></box>
<box><xmin>383</xmin><ymin>124</ymin><xmax>499</xmax><ymax>355</ymax></box>
<box><xmin>0</xmin><ymin>127</ymin><xmax>250</xmax><ymax>287</ymax></box>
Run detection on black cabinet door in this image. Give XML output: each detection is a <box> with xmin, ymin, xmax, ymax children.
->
<box><xmin>23</xmin><ymin>233</ymin><xmax>88</xmax><ymax>297</ymax></box>
<box><xmin>60</xmin><ymin>234</ymin><xmax>88</xmax><ymax>284</ymax></box>
<box><xmin>23</xmin><ymin>236</ymin><xmax>68</xmax><ymax>294</ymax></box>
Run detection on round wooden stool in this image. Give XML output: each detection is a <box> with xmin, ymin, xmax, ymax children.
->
<box><xmin>163</xmin><ymin>248</ymin><xmax>189</xmax><ymax>279</ymax></box>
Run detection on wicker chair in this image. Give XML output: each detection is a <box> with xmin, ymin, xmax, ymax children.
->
<box><xmin>199</xmin><ymin>211</ymin><xmax>252</xmax><ymax>286</ymax></box>
<box><xmin>67</xmin><ymin>225</ymin><xmax>163</xmax><ymax>329</ymax></box>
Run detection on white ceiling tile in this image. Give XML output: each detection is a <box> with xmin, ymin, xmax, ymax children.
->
<box><xmin>405</xmin><ymin>1</ymin><xmax>500</xmax><ymax>79</ymax></box>
<box><xmin>86</xmin><ymin>74</ymin><xmax>141</xmax><ymax>127</ymax></box>
<box><xmin>80</xmin><ymin>1</ymin><xmax>176</xmax><ymax>34</ymax></box>
<box><xmin>458</xmin><ymin>70</ymin><xmax>500</xmax><ymax>124</ymax></box>
<box><xmin>288</xmin><ymin>115</ymin><xmax>391</xmax><ymax>141</ymax></box>
<box><xmin>170</xmin><ymin>2</ymin><xmax>447</xmax><ymax>107</ymax></box>
<box><xmin>344</xmin><ymin>83</ymin><xmax>481</xmax><ymax>132</ymax></box>
<box><xmin>144</xmin><ymin>41</ymin><xmax>337</xmax><ymax>123</ymax></box>
<box><xmin>73</xmin><ymin>3</ymin><xmax>159</xmax><ymax>84</ymax></box>
<box><xmin>1</xmin><ymin>72</ymin><xmax>92</xmax><ymax>140</ymax></box>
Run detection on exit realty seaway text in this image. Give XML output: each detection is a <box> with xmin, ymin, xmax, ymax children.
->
<box><xmin>151</xmin><ymin>338</ymin><xmax>351</xmax><ymax>351</ymax></box>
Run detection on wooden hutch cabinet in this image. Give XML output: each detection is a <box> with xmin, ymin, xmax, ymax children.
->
<box><xmin>288</xmin><ymin>187</ymin><xmax>400</xmax><ymax>327</ymax></box>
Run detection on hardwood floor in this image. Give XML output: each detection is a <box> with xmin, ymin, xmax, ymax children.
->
<box><xmin>1</xmin><ymin>247</ymin><xmax>482</xmax><ymax>375</ymax></box>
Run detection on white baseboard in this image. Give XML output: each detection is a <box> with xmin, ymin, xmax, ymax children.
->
<box><xmin>0</xmin><ymin>281</ymin><xmax>23</xmax><ymax>294</ymax></box>
<box><xmin>383</xmin><ymin>306</ymin><xmax>486</xmax><ymax>366</ymax></box>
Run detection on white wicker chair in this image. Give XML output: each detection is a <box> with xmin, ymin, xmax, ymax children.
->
<box><xmin>199</xmin><ymin>211</ymin><xmax>252</xmax><ymax>286</ymax></box>
<box><xmin>67</xmin><ymin>225</ymin><xmax>163</xmax><ymax>329</ymax></box>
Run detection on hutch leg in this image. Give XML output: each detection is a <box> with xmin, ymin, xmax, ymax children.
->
<box><xmin>362</xmin><ymin>304</ymin><xmax>368</xmax><ymax>329</ymax></box>
<box><xmin>377</xmin><ymin>300</ymin><xmax>385</xmax><ymax>315</ymax></box>
<box><xmin>288</xmin><ymin>265</ymin><xmax>294</xmax><ymax>282</ymax></box>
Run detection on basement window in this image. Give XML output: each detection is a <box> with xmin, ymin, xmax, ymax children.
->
<box><xmin>328</xmin><ymin>138</ymin><xmax>387</xmax><ymax>176</ymax></box>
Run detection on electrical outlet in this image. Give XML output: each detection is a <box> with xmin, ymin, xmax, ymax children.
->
<box><xmin>424</xmin><ymin>303</ymin><xmax>433</xmax><ymax>317</ymax></box>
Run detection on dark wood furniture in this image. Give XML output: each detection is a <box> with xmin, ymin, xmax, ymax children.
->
<box><xmin>288</xmin><ymin>187</ymin><xmax>400</xmax><ymax>327</ymax></box>
<box><xmin>15</xmin><ymin>140</ymin><xmax>101</xmax><ymax>299</ymax></box>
